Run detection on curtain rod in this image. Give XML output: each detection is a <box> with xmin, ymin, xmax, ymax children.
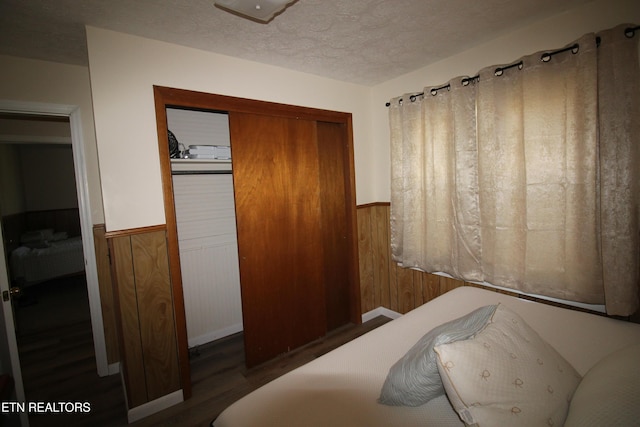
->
<box><xmin>385</xmin><ymin>25</ymin><xmax>640</xmax><ymax>107</ymax></box>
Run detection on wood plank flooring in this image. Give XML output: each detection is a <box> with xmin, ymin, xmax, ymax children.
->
<box><xmin>15</xmin><ymin>277</ymin><xmax>391</xmax><ymax>427</ymax></box>
<box><xmin>18</xmin><ymin>319</ymin><xmax>126</xmax><ymax>427</ymax></box>
<box><xmin>15</xmin><ymin>276</ymin><xmax>126</xmax><ymax>427</ymax></box>
<box><xmin>130</xmin><ymin>315</ymin><xmax>391</xmax><ymax>427</ymax></box>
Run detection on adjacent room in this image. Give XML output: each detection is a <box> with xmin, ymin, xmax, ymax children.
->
<box><xmin>0</xmin><ymin>0</ymin><xmax>638</xmax><ymax>426</ymax></box>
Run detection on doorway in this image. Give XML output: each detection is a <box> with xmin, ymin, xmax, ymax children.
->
<box><xmin>0</xmin><ymin>102</ymin><xmax>110</xmax><ymax>425</ymax></box>
<box><xmin>0</xmin><ymin>122</ymin><xmax>94</xmax><ymax>424</ymax></box>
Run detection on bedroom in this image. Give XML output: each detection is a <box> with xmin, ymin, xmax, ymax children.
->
<box><xmin>0</xmin><ymin>0</ymin><xmax>639</xmax><ymax>425</ymax></box>
<box><xmin>0</xmin><ymin>116</ymin><xmax>85</xmax><ymax>294</ymax></box>
<box><xmin>0</xmin><ymin>116</ymin><xmax>115</xmax><ymax>425</ymax></box>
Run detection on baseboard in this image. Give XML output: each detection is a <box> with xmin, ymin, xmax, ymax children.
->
<box><xmin>127</xmin><ymin>389</ymin><xmax>183</xmax><ymax>423</ymax></box>
<box><xmin>361</xmin><ymin>306</ymin><xmax>402</xmax><ymax>323</ymax></box>
<box><xmin>188</xmin><ymin>323</ymin><xmax>243</xmax><ymax>348</ymax></box>
<box><xmin>107</xmin><ymin>362</ymin><xmax>120</xmax><ymax>376</ymax></box>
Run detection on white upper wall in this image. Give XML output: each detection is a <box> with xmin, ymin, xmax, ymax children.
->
<box><xmin>370</xmin><ymin>0</ymin><xmax>640</xmax><ymax>202</ymax></box>
<box><xmin>86</xmin><ymin>27</ymin><xmax>374</xmax><ymax>231</ymax></box>
<box><xmin>0</xmin><ymin>55</ymin><xmax>105</xmax><ymax>223</ymax></box>
<box><xmin>8</xmin><ymin>0</ymin><xmax>635</xmax><ymax>231</ymax></box>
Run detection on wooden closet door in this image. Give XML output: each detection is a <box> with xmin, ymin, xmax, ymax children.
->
<box><xmin>317</xmin><ymin>121</ymin><xmax>352</xmax><ymax>331</ymax></box>
<box><xmin>229</xmin><ymin>112</ymin><xmax>326</xmax><ymax>367</ymax></box>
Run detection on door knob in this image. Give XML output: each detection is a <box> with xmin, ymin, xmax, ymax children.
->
<box><xmin>2</xmin><ymin>287</ymin><xmax>21</xmax><ymax>302</ymax></box>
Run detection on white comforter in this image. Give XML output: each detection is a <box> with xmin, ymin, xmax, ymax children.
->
<box><xmin>10</xmin><ymin>236</ymin><xmax>84</xmax><ymax>285</ymax></box>
<box><xmin>214</xmin><ymin>286</ymin><xmax>640</xmax><ymax>427</ymax></box>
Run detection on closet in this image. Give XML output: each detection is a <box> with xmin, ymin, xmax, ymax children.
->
<box><xmin>167</xmin><ymin>108</ymin><xmax>243</xmax><ymax>348</ymax></box>
<box><xmin>154</xmin><ymin>87</ymin><xmax>361</xmax><ymax>398</ymax></box>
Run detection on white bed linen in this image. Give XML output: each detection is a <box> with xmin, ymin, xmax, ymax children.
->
<box><xmin>10</xmin><ymin>236</ymin><xmax>84</xmax><ymax>285</ymax></box>
<box><xmin>213</xmin><ymin>286</ymin><xmax>640</xmax><ymax>427</ymax></box>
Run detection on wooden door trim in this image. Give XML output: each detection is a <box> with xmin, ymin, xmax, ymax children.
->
<box><xmin>153</xmin><ymin>86</ymin><xmax>361</xmax><ymax>396</ymax></box>
<box><xmin>153</xmin><ymin>86</ymin><xmax>353</xmax><ymax>123</ymax></box>
<box><xmin>153</xmin><ymin>90</ymin><xmax>192</xmax><ymax>399</ymax></box>
<box><xmin>342</xmin><ymin>118</ymin><xmax>362</xmax><ymax>324</ymax></box>
<box><xmin>103</xmin><ymin>224</ymin><xmax>167</xmax><ymax>239</ymax></box>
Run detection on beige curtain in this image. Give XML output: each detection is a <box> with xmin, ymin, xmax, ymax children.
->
<box><xmin>390</xmin><ymin>78</ymin><xmax>482</xmax><ymax>282</ymax></box>
<box><xmin>598</xmin><ymin>26</ymin><xmax>640</xmax><ymax>315</ymax></box>
<box><xmin>389</xmin><ymin>24</ymin><xmax>640</xmax><ymax>315</ymax></box>
<box><xmin>477</xmin><ymin>33</ymin><xmax>602</xmax><ymax>302</ymax></box>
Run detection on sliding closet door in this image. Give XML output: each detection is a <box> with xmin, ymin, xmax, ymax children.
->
<box><xmin>229</xmin><ymin>112</ymin><xmax>326</xmax><ymax>367</ymax></box>
<box><xmin>317</xmin><ymin>121</ymin><xmax>352</xmax><ymax>331</ymax></box>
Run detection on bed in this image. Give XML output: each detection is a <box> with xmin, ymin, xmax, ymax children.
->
<box><xmin>9</xmin><ymin>229</ymin><xmax>85</xmax><ymax>286</ymax></box>
<box><xmin>213</xmin><ymin>286</ymin><xmax>640</xmax><ymax>427</ymax></box>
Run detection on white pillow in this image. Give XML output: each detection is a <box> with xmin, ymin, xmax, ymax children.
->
<box><xmin>434</xmin><ymin>304</ymin><xmax>581</xmax><ymax>427</ymax></box>
<box><xmin>50</xmin><ymin>231</ymin><xmax>69</xmax><ymax>242</ymax></box>
<box><xmin>564</xmin><ymin>343</ymin><xmax>640</xmax><ymax>427</ymax></box>
<box><xmin>20</xmin><ymin>229</ymin><xmax>54</xmax><ymax>244</ymax></box>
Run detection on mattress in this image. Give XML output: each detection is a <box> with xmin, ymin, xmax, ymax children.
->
<box><xmin>9</xmin><ymin>236</ymin><xmax>85</xmax><ymax>285</ymax></box>
<box><xmin>213</xmin><ymin>286</ymin><xmax>640</xmax><ymax>427</ymax></box>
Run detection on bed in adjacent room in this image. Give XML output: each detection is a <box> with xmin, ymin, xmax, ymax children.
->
<box><xmin>212</xmin><ymin>286</ymin><xmax>640</xmax><ymax>427</ymax></box>
<box><xmin>9</xmin><ymin>228</ymin><xmax>85</xmax><ymax>286</ymax></box>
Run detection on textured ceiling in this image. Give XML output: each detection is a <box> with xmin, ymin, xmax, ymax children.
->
<box><xmin>0</xmin><ymin>0</ymin><xmax>593</xmax><ymax>86</ymax></box>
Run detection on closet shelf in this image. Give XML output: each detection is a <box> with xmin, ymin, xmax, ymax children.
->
<box><xmin>171</xmin><ymin>158</ymin><xmax>231</xmax><ymax>163</ymax></box>
<box><xmin>171</xmin><ymin>158</ymin><xmax>232</xmax><ymax>174</ymax></box>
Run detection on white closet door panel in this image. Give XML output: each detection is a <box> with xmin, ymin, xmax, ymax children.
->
<box><xmin>180</xmin><ymin>244</ymin><xmax>243</xmax><ymax>347</ymax></box>
<box><xmin>172</xmin><ymin>173</ymin><xmax>242</xmax><ymax>347</ymax></box>
<box><xmin>173</xmin><ymin>174</ymin><xmax>238</xmax><ymax>245</ymax></box>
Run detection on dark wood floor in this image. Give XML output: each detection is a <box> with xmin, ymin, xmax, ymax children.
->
<box><xmin>15</xmin><ymin>276</ymin><xmax>125</xmax><ymax>427</ymax></box>
<box><xmin>16</xmin><ymin>277</ymin><xmax>391</xmax><ymax>427</ymax></box>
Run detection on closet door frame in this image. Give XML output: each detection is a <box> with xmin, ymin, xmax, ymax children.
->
<box><xmin>153</xmin><ymin>86</ymin><xmax>361</xmax><ymax>398</ymax></box>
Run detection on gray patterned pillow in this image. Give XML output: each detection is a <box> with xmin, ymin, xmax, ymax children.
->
<box><xmin>378</xmin><ymin>304</ymin><xmax>497</xmax><ymax>406</ymax></box>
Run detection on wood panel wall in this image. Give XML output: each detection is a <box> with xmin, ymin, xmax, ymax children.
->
<box><xmin>107</xmin><ymin>226</ymin><xmax>181</xmax><ymax>408</ymax></box>
<box><xmin>356</xmin><ymin>203</ymin><xmax>640</xmax><ymax>322</ymax></box>
<box><xmin>2</xmin><ymin>208</ymin><xmax>81</xmax><ymax>254</ymax></box>
<box><xmin>357</xmin><ymin>203</ymin><xmax>466</xmax><ymax>315</ymax></box>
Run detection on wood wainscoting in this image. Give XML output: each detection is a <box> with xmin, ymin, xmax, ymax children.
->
<box><xmin>355</xmin><ymin>203</ymin><xmax>543</xmax><ymax>315</ymax></box>
<box><xmin>106</xmin><ymin>226</ymin><xmax>181</xmax><ymax>410</ymax></box>
<box><xmin>356</xmin><ymin>202</ymin><xmax>466</xmax><ymax>315</ymax></box>
<box><xmin>356</xmin><ymin>203</ymin><xmax>640</xmax><ymax>322</ymax></box>
<box><xmin>2</xmin><ymin>208</ymin><xmax>81</xmax><ymax>254</ymax></box>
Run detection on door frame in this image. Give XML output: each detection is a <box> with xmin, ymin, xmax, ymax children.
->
<box><xmin>0</xmin><ymin>99</ymin><xmax>109</xmax><ymax>377</ymax></box>
<box><xmin>153</xmin><ymin>86</ymin><xmax>361</xmax><ymax>396</ymax></box>
<box><xmin>0</xmin><ymin>220</ymin><xmax>27</xmax><ymax>426</ymax></box>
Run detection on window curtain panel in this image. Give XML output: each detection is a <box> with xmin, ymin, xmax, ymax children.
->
<box><xmin>389</xmin><ymin>24</ymin><xmax>639</xmax><ymax>315</ymax></box>
<box><xmin>389</xmin><ymin>79</ymin><xmax>482</xmax><ymax>281</ymax></box>
<box><xmin>476</xmin><ymin>33</ymin><xmax>602</xmax><ymax>302</ymax></box>
<box><xmin>598</xmin><ymin>26</ymin><xmax>640</xmax><ymax>315</ymax></box>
